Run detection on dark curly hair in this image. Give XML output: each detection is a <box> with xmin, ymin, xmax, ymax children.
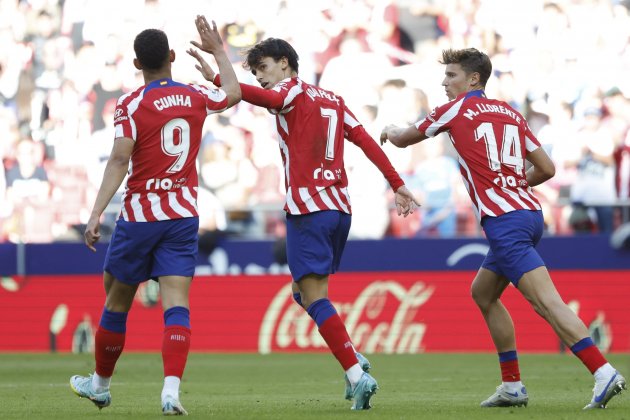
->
<box><xmin>243</xmin><ymin>38</ymin><xmax>299</xmax><ymax>74</ymax></box>
<box><xmin>134</xmin><ymin>29</ymin><xmax>170</xmax><ymax>71</ymax></box>
<box><xmin>440</xmin><ymin>48</ymin><xmax>492</xmax><ymax>87</ymax></box>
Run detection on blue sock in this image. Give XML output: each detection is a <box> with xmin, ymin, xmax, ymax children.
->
<box><xmin>570</xmin><ymin>337</ymin><xmax>594</xmax><ymax>353</ymax></box>
<box><xmin>164</xmin><ymin>306</ymin><xmax>190</xmax><ymax>328</ymax></box>
<box><xmin>306</xmin><ymin>298</ymin><xmax>337</xmax><ymax>327</ymax></box>
<box><xmin>292</xmin><ymin>292</ymin><xmax>303</xmax><ymax>307</ymax></box>
<box><xmin>99</xmin><ymin>308</ymin><xmax>128</xmax><ymax>333</ymax></box>
<box><xmin>498</xmin><ymin>350</ymin><xmax>518</xmax><ymax>362</ymax></box>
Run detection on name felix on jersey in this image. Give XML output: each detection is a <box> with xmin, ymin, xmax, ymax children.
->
<box><xmin>305</xmin><ymin>86</ymin><xmax>339</xmax><ymax>105</ymax></box>
<box><xmin>462</xmin><ymin>103</ymin><xmax>521</xmax><ymax>123</ymax></box>
<box><xmin>154</xmin><ymin>94</ymin><xmax>192</xmax><ymax>111</ymax></box>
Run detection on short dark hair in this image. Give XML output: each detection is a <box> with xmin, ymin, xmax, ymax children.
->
<box><xmin>243</xmin><ymin>38</ymin><xmax>299</xmax><ymax>74</ymax></box>
<box><xmin>134</xmin><ymin>29</ymin><xmax>170</xmax><ymax>71</ymax></box>
<box><xmin>440</xmin><ymin>48</ymin><xmax>492</xmax><ymax>87</ymax></box>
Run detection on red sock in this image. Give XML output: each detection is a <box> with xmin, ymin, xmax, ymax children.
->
<box><xmin>95</xmin><ymin>326</ymin><xmax>125</xmax><ymax>377</ymax></box>
<box><xmin>162</xmin><ymin>326</ymin><xmax>191</xmax><ymax>378</ymax></box>
<box><xmin>574</xmin><ymin>346</ymin><xmax>607</xmax><ymax>374</ymax></box>
<box><xmin>500</xmin><ymin>359</ymin><xmax>521</xmax><ymax>382</ymax></box>
<box><xmin>318</xmin><ymin>315</ymin><xmax>358</xmax><ymax>370</ymax></box>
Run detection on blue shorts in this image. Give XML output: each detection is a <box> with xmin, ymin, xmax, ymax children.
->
<box><xmin>286</xmin><ymin>210</ymin><xmax>351</xmax><ymax>282</ymax></box>
<box><xmin>481</xmin><ymin>210</ymin><xmax>545</xmax><ymax>287</ymax></box>
<box><xmin>104</xmin><ymin>217</ymin><xmax>199</xmax><ymax>285</ymax></box>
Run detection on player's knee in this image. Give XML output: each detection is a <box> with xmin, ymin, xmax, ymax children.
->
<box><xmin>471</xmin><ymin>284</ymin><xmax>493</xmax><ymax>310</ymax></box>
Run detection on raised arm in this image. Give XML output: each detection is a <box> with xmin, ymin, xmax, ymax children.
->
<box><xmin>190</xmin><ymin>15</ymin><xmax>241</xmax><ymax>107</ymax></box>
<box><xmin>380</xmin><ymin>124</ymin><xmax>427</xmax><ymax>148</ymax></box>
<box><xmin>186</xmin><ymin>49</ymin><xmax>284</xmax><ymax>110</ymax></box>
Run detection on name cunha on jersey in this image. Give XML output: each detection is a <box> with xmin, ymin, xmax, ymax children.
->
<box><xmin>154</xmin><ymin>94</ymin><xmax>192</xmax><ymax>111</ymax></box>
<box><xmin>463</xmin><ymin>103</ymin><xmax>521</xmax><ymax>123</ymax></box>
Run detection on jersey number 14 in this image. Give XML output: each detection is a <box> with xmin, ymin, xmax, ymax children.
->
<box><xmin>474</xmin><ymin>122</ymin><xmax>524</xmax><ymax>176</ymax></box>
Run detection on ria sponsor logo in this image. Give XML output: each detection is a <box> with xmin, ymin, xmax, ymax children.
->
<box><xmin>313</xmin><ymin>165</ymin><xmax>341</xmax><ymax>180</ymax></box>
<box><xmin>493</xmin><ymin>173</ymin><xmax>528</xmax><ymax>188</ymax></box>
<box><xmin>145</xmin><ymin>177</ymin><xmax>187</xmax><ymax>190</ymax></box>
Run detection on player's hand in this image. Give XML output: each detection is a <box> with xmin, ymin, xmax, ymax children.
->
<box><xmin>84</xmin><ymin>215</ymin><xmax>101</xmax><ymax>252</ymax></box>
<box><xmin>190</xmin><ymin>15</ymin><xmax>223</xmax><ymax>55</ymax></box>
<box><xmin>380</xmin><ymin>125</ymin><xmax>396</xmax><ymax>146</ymax></box>
<box><xmin>394</xmin><ymin>185</ymin><xmax>421</xmax><ymax>217</ymax></box>
<box><xmin>187</xmin><ymin>48</ymin><xmax>216</xmax><ymax>83</ymax></box>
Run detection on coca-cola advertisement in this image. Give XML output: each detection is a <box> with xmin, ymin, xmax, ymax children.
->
<box><xmin>1</xmin><ymin>271</ymin><xmax>628</xmax><ymax>353</ymax></box>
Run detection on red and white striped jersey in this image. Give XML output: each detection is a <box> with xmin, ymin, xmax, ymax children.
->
<box><xmin>416</xmin><ymin>90</ymin><xmax>542</xmax><ymax>220</ymax></box>
<box><xmin>265</xmin><ymin>77</ymin><xmax>403</xmax><ymax>215</ymax></box>
<box><xmin>114</xmin><ymin>78</ymin><xmax>228</xmax><ymax>222</ymax></box>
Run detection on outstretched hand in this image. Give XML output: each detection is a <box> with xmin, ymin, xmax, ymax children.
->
<box><xmin>190</xmin><ymin>15</ymin><xmax>223</xmax><ymax>55</ymax></box>
<box><xmin>186</xmin><ymin>48</ymin><xmax>216</xmax><ymax>82</ymax></box>
<box><xmin>380</xmin><ymin>125</ymin><xmax>397</xmax><ymax>146</ymax></box>
<box><xmin>394</xmin><ymin>185</ymin><xmax>421</xmax><ymax>217</ymax></box>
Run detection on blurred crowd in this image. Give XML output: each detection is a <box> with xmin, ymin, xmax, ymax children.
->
<box><xmin>1</xmin><ymin>0</ymin><xmax>629</xmax><ymax>243</ymax></box>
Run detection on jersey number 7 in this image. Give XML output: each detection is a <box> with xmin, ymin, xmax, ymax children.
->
<box><xmin>321</xmin><ymin>107</ymin><xmax>337</xmax><ymax>161</ymax></box>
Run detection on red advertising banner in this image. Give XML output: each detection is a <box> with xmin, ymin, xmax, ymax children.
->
<box><xmin>1</xmin><ymin>271</ymin><xmax>628</xmax><ymax>353</ymax></box>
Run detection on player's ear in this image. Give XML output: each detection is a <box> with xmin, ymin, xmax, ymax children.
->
<box><xmin>169</xmin><ymin>49</ymin><xmax>175</xmax><ymax>63</ymax></box>
<box><xmin>133</xmin><ymin>58</ymin><xmax>142</xmax><ymax>70</ymax></box>
<box><xmin>280</xmin><ymin>56</ymin><xmax>288</xmax><ymax>70</ymax></box>
<box><xmin>470</xmin><ymin>71</ymin><xmax>480</xmax><ymax>88</ymax></box>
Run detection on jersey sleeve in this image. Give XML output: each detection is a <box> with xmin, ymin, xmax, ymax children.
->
<box><xmin>344</xmin><ymin>107</ymin><xmax>405</xmax><ymax>191</ymax></box>
<box><xmin>415</xmin><ymin>101</ymin><xmax>461</xmax><ymax>137</ymax></box>
<box><xmin>242</xmin><ymin>83</ymin><xmax>284</xmax><ymax>110</ymax></box>
<box><xmin>523</xmin><ymin>120</ymin><xmax>542</xmax><ymax>152</ymax></box>
<box><xmin>189</xmin><ymin>84</ymin><xmax>228</xmax><ymax>114</ymax></box>
<box><xmin>267</xmin><ymin>80</ymin><xmax>301</xmax><ymax>115</ymax></box>
<box><xmin>113</xmin><ymin>93</ymin><xmax>136</xmax><ymax>140</ymax></box>
<box><xmin>212</xmin><ymin>73</ymin><xmax>284</xmax><ymax>111</ymax></box>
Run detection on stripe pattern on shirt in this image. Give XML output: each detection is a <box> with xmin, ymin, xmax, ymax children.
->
<box><xmin>418</xmin><ymin>93</ymin><xmax>542</xmax><ymax>219</ymax></box>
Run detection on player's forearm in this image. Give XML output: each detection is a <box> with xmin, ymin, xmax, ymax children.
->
<box><xmin>352</xmin><ymin>127</ymin><xmax>404</xmax><ymax>191</ymax></box>
<box><xmin>383</xmin><ymin>125</ymin><xmax>425</xmax><ymax>148</ymax></box>
<box><xmin>525</xmin><ymin>147</ymin><xmax>555</xmax><ymax>187</ymax></box>
<box><xmin>385</xmin><ymin>126</ymin><xmax>407</xmax><ymax>147</ymax></box>
<box><xmin>212</xmin><ymin>51</ymin><xmax>241</xmax><ymax>107</ymax></box>
<box><xmin>526</xmin><ymin>166</ymin><xmax>554</xmax><ymax>187</ymax></box>
<box><xmin>240</xmin><ymin>83</ymin><xmax>284</xmax><ymax>109</ymax></box>
<box><xmin>90</xmin><ymin>158</ymin><xmax>128</xmax><ymax>217</ymax></box>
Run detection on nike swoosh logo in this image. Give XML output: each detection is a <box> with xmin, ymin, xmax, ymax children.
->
<box><xmin>594</xmin><ymin>373</ymin><xmax>617</xmax><ymax>402</ymax></box>
<box><xmin>506</xmin><ymin>391</ymin><xmax>519</xmax><ymax>398</ymax></box>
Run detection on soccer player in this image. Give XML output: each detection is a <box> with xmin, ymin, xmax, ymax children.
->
<box><xmin>188</xmin><ymin>35</ymin><xmax>419</xmax><ymax>410</ymax></box>
<box><xmin>380</xmin><ymin>48</ymin><xmax>626</xmax><ymax>409</ymax></box>
<box><xmin>69</xmin><ymin>16</ymin><xmax>241</xmax><ymax>415</ymax></box>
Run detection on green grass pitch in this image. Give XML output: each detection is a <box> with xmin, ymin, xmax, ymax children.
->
<box><xmin>0</xmin><ymin>352</ymin><xmax>628</xmax><ymax>419</ymax></box>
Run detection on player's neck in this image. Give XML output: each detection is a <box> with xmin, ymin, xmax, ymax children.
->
<box><xmin>142</xmin><ymin>70</ymin><xmax>172</xmax><ymax>85</ymax></box>
<box><xmin>281</xmin><ymin>70</ymin><xmax>298</xmax><ymax>80</ymax></box>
